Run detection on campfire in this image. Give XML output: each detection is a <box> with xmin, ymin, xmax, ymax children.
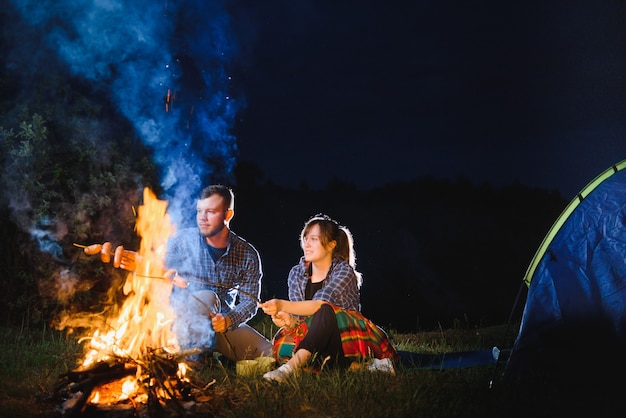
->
<box><xmin>54</xmin><ymin>188</ymin><xmax>211</xmax><ymax>416</ymax></box>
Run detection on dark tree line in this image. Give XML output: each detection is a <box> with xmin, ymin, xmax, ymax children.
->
<box><xmin>233</xmin><ymin>175</ymin><xmax>566</xmax><ymax>331</ymax></box>
<box><xmin>0</xmin><ymin>76</ymin><xmax>568</xmax><ymax>332</ymax></box>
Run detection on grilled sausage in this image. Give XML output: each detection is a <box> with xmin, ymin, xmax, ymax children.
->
<box><xmin>113</xmin><ymin>245</ymin><xmax>124</xmax><ymax>268</ymax></box>
<box><xmin>101</xmin><ymin>242</ymin><xmax>112</xmax><ymax>263</ymax></box>
<box><xmin>83</xmin><ymin>244</ymin><xmax>103</xmax><ymax>255</ymax></box>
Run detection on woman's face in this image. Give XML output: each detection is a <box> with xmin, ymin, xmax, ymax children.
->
<box><xmin>301</xmin><ymin>224</ymin><xmax>334</xmax><ymax>263</ymax></box>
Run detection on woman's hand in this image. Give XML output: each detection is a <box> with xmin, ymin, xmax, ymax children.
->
<box><xmin>259</xmin><ymin>300</ymin><xmax>297</xmax><ymax>328</ymax></box>
<box><xmin>258</xmin><ymin>298</ymin><xmax>283</xmax><ymax>317</ymax></box>
<box><xmin>271</xmin><ymin>311</ymin><xmax>295</xmax><ymax>329</ymax></box>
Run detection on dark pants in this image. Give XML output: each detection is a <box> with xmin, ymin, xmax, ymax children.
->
<box><xmin>297</xmin><ymin>304</ymin><xmax>350</xmax><ymax>368</ymax></box>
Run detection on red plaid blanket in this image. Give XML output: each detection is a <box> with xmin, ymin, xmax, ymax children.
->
<box><xmin>273</xmin><ymin>303</ymin><xmax>398</xmax><ymax>365</ymax></box>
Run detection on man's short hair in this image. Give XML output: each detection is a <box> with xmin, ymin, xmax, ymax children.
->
<box><xmin>200</xmin><ymin>185</ymin><xmax>234</xmax><ymax>211</ymax></box>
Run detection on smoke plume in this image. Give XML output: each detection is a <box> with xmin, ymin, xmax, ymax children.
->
<box><xmin>5</xmin><ymin>0</ymin><xmax>241</xmax><ymax>227</ymax></box>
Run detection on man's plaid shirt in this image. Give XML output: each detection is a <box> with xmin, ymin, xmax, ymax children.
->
<box><xmin>165</xmin><ymin>228</ymin><xmax>262</xmax><ymax>328</ymax></box>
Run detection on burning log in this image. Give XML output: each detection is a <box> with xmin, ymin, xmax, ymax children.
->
<box><xmin>55</xmin><ymin>360</ymin><xmax>137</xmax><ymax>417</ymax></box>
<box><xmin>67</xmin><ymin>363</ymin><xmax>137</xmax><ymax>394</ymax></box>
<box><xmin>55</xmin><ymin>348</ymin><xmax>201</xmax><ymax>417</ymax></box>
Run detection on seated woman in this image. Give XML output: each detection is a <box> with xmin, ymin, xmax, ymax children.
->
<box><xmin>259</xmin><ymin>214</ymin><xmax>398</xmax><ymax>381</ymax></box>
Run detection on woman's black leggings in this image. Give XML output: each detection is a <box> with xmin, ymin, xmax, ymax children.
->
<box><xmin>297</xmin><ymin>304</ymin><xmax>349</xmax><ymax>367</ymax></box>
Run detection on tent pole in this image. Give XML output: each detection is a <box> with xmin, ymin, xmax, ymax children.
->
<box><xmin>488</xmin><ymin>279</ymin><xmax>526</xmax><ymax>389</ymax></box>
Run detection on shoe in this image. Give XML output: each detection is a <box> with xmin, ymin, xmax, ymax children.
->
<box><xmin>368</xmin><ymin>358</ymin><xmax>396</xmax><ymax>375</ymax></box>
<box><xmin>263</xmin><ymin>363</ymin><xmax>295</xmax><ymax>382</ymax></box>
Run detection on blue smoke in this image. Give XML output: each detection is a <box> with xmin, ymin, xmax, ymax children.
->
<box><xmin>8</xmin><ymin>0</ymin><xmax>240</xmax><ymax>226</ymax></box>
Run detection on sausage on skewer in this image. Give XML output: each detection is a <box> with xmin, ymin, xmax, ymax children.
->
<box><xmin>101</xmin><ymin>242</ymin><xmax>112</xmax><ymax>263</ymax></box>
<box><xmin>113</xmin><ymin>245</ymin><xmax>124</xmax><ymax>268</ymax></box>
<box><xmin>83</xmin><ymin>244</ymin><xmax>103</xmax><ymax>255</ymax></box>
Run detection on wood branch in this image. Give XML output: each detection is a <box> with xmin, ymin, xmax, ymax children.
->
<box><xmin>63</xmin><ymin>359</ymin><xmax>125</xmax><ymax>381</ymax></box>
<box><xmin>68</xmin><ymin>366</ymin><xmax>137</xmax><ymax>393</ymax></box>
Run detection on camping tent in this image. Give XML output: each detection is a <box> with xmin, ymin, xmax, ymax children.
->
<box><xmin>505</xmin><ymin>159</ymin><xmax>626</xmax><ymax>380</ymax></box>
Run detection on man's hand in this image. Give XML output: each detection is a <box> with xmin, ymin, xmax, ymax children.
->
<box><xmin>113</xmin><ymin>246</ymin><xmax>141</xmax><ymax>271</ymax></box>
<box><xmin>82</xmin><ymin>242</ymin><xmax>140</xmax><ymax>271</ymax></box>
<box><xmin>164</xmin><ymin>269</ymin><xmax>189</xmax><ymax>288</ymax></box>
<box><xmin>211</xmin><ymin>313</ymin><xmax>232</xmax><ymax>333</ymax></box>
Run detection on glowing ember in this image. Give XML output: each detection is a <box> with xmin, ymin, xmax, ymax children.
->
<box><xmin>89</xmin><ymin>375</ymin><xmax>144</xmax><ymax>405</ymax></box>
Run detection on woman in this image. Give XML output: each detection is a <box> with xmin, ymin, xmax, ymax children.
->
<box><xmin>259</xmin><ymin>214</ymin><xmax>398</xmax><ymax>381</ymax></box>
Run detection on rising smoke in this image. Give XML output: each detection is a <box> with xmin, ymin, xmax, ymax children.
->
<box><xmin>4</xmin><ymin>0</ymin><xmax>241</xmax><ymax>227</ymax></box>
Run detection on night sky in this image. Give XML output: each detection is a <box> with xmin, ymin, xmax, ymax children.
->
<box><xmin>3</xmin><ymin>0</ymin><xmax>626</xmax><ymax>204</ymax></box>
<box><xmin>226</xmin><ymin>1</ymin><xmax>626</xmax><ymax>199</ymax></box>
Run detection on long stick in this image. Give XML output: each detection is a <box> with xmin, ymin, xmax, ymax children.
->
<box><xmin>133</xmin><ymin>273</ymin><xmax>262</xmax><ymax>304</ymax></box>
<box><xmin>73</xmin><ymin>245</ymin><xmax>261</xmax><ymax>303</ymax></box>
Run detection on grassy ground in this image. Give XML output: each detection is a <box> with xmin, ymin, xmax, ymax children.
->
<box><xmin>0</xmin><ymin>319</ymin><xmax>621</xmax><ymax>418</ymax></box>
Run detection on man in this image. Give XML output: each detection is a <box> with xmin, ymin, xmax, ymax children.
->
<box><xmin>116</xmin><ymin>185</ymin><xmax>272</xmax><ymax>361</ymax></box>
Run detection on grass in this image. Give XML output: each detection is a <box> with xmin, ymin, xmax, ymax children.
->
<box><xmin>0</xmin><ymin>324</ymin><xmax>83</xmax><ymax>417</ymax></box>
<box><xmin>0</xmin><ymin>316</ymin><xmax>622</xmax><ymax>418</ymax></box>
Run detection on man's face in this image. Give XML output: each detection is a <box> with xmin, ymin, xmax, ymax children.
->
<box><xmin>196</xmin><ymin>194</ymin><xmax>228</xmax><ymax>238</ymax></box>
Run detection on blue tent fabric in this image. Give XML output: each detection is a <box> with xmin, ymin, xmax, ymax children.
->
<box><xmin>507</xmin><ymin>164</ymin><xmax>626</xmax><ymax>379</ymax></box>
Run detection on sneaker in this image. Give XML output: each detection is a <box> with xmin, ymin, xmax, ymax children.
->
<box><xmin>263</xmin><ymin>363</ymin><xmax>295</xmax><ymax>382</ymax></box>
<box><xmin>368</xmin><ymin>358</ymin><xmax>396</xmax><ymax>375</ymax></box>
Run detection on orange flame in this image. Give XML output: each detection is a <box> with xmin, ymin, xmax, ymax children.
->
<box><xmin>79</xmin><ymin>188</ymin><xmax>184</xmax><ymax>403</ymax></box>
